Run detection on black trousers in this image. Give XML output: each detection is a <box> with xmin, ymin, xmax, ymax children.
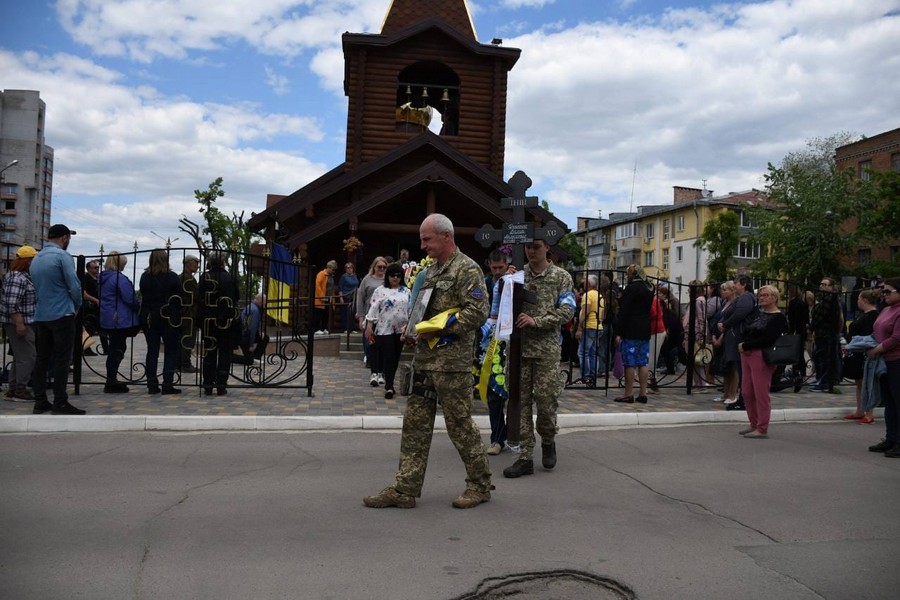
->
<box><xmin>374</xmin><ymin>333</ymin><xmax>403</xmax><ymax>390</ymax></box>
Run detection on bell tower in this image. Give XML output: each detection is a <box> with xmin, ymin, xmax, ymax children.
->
<box><xmin>342</xmin><ymin>0</ymin><xmax>520</xmax><ymax>177</ymax></box>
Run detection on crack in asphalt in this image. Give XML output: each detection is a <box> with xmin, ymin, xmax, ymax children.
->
<box><xmin>746</xmin><ymin>555</ymin><xmax>827</xmax><ymax>599</ymax></box>
<box><xmin>603</xmin><ymin>462</ymin><xmax>781</xmax><ymax>543</ymax></box>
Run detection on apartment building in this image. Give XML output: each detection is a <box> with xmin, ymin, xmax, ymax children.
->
<box><xmin>577</xmin><ymin>187</ymin><xmax>763</xmax><ymax>284</ymax></box>
<box><xmin>0</xmin><ymin>89</ymin><xmax>54</xmax><ymax>255</ymax></box>
<box><xmin>834</xmin><ymin>126</ymin><xmax>900</xmax><ymax>269</ymax></box>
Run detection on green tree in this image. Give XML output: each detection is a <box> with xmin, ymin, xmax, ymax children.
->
<box><xmin>178</xmin><ymin>177</ymin><xmax>262</xmax><ymax>295</ymax></box>
<box><xmin>748</xmin><ymin>133</ymin><xmax>865</xmax><ymax>286</ymax></box>
<box><xmin>695</xmin><ymin>210</ymin><xmax>739</xmax><ymax>282</ymax></box>
<box><xmin>558</xmin><ymin>232</ymin><xmax>586</xmax><ymax>268</ymax></box>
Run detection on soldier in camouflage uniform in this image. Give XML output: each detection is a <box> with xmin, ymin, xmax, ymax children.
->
<box><xmin>503</xmin><ymin>238</ymin><xmax>576</xmax><ymax>478</ymax></box>
<box><xmin>364</xmin><ymin>214</ymin><xmax>492</xmax><ymax>509</ymax></box>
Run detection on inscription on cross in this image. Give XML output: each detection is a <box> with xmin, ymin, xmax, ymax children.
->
<box><xmin>475</xmin><ymin>171</ymin><xmax>565</xmax><ymax>268</ymax></box>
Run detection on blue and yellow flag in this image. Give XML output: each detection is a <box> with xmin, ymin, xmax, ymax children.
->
<box><xmin>267</xmin><ymin>243</ymin><xmax>296</xmax><ymax>324</ymax></box>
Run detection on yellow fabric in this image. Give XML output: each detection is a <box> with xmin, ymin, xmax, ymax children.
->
<box><xmin>580</xmin><ymin>290</ymin><xmax>604</xmax><ymax>331</ymax></box>
<box><xmin>414</xmin><ymin>307</ymin><xmax>459</xmax><ymax>334</ymax></box>
<box><xmin>476</xmin><ymin>337</ymin><xmax>498</xmax><ymax>403</ymax></box>
<box><xmin>415</xmin><ymin>307</ymin><xmax>459</xmax><ymax>349</ymax></box>
<box><xmin>267</xmin><ymin>279</ymin><xmax>291</xmax><ymax>324</ymax></box>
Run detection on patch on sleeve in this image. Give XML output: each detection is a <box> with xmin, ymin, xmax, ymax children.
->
<box><xmin>558</xmin><ymin>290</ymin><xmax>577</xmax><ymax>310</ymax></box>
<box><xmin>470</xmin><ymin>285</ymin><xmax>485</xmax><ymax>300</ymax></box>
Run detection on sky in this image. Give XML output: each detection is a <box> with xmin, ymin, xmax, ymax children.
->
<box><xmin>2</xmin><ymin>0</ymin><xmax>899</xmax><ymax>260</ymax></box>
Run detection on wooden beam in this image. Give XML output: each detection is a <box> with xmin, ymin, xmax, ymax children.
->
<box><xmin>357</xmin><ymin>222</ymin><xmax>479</xmax><ymax>234</ymax></box>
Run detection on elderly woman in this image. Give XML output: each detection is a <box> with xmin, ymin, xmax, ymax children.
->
<box><xmin>712</xmin><ymin>281</ymin><xmax>737</xmax><ymax>403</ymax></box>
<box><xmin>719</xmin><ymin>275</ymin><xmax>756</xmax><ymax>410</ymax></box>
<box><xmin>737</xmin><ymin>285</ymin><xmax>788</xmax><ymax>438</ymax></box>
<box><xmin>98</xmin><ymin>251</ymin><xmax>140</xmax><ymax>393</ymax></box>
<box><xmin>356</xmin><ymin>256</ymin><xmax>388</xmax><ymax>386</ymax></box>
<box><xmin>0</xmin><ymin>245</ymin><xmax>38</xmax><ymax>401</ymax></box>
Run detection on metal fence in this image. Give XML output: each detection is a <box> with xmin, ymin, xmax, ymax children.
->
<box><xmin>64</xmin><ymin>247</ymin><xmax>316</xmax><ymax>395</ymax></box>
<box><xmin>560</xmin><ymin>268</ymin><xmax>848</xmax><ymax>394</ymax></box>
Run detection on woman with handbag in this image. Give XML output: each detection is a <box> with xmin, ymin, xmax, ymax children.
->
<box><xmin>364</xmin><ymin>263</ymin><xmax>410</xmax><ymax>399</ymax></box>
<box><xmin>98</xmin><ymin>252</ymin><xmax>140</xmax><ymax>393</ymax></box>
<box><xmin>737</xmin><ymin>285</ymin><xmax>788</xmax><ymax>438</ymax></box>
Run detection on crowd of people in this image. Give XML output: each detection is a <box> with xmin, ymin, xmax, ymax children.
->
<box><xmin>2</xmin><ymin>218</ymin><xmax>897</xmax><ymax>472</ymax></box>
<box><xmin>0</xmin><ymin>225</ymin><xmax>270</xmax><ymax>414</ymax></box>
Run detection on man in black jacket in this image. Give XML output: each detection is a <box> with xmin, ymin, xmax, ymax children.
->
<box><xmin>198</xmin><ymin>251</ymin><xmax>239</xmax><ymax>395</ymax></box>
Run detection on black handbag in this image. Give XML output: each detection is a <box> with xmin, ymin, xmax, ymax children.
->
<box><xmin>763</xmin><ymin>334</ymin><xmax>802</xmax><ymax>365</ymax></box>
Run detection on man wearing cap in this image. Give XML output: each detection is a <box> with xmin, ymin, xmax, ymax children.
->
<box><xmin>0</xmin><ymin>245</ymin><xmax>38</xmax><ymax>400</ymax></box>
<box><xmin>29</xmin><ymin>224</ymin><xmax>86</xmax><ymax>415</ymax></box>
<box><xmin>179</xmin><ymin>254</ymin><xmax>201</xmax><ymax>372</ymax></box>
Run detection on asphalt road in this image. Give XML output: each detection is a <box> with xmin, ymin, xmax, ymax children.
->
<box><xmin>1</xmin><ymin>422</ymin><xmax>898</xmax><ymax>600</ymax></box>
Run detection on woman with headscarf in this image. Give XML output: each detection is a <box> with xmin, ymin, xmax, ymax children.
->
<box><xmin>614</xmin><ymin>264</ymin><xmax>654</xmax><ymax>404</ymax></box>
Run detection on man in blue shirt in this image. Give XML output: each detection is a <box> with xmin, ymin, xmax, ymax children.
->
<box><xmin>29</xmin><ymin>224</ymin><xmax>85</xmax><ymax>415</ymax></box>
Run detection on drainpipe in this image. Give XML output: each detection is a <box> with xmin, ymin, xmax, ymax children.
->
<box><xmin>693</xmin><ymin>200</ymin><xmax>701</xmax><ymax>280</ymax></box>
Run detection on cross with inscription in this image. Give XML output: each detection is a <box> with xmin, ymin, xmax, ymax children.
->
<box><xmin>475</xmin><ymin>170</ymin><xmax>564</xmax><ymax>444</ymax></box>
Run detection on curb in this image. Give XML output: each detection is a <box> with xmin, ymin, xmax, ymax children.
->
<box><xmin>0</xmin><ymin>408</ymin><xmax>883</xmax><ymax>434</ymax></box>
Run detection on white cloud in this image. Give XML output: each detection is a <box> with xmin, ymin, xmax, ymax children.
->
<box><xmin>56</xmin><ymin>0</ymin><xmax>389</xmax><ymax>62</ymax></box>
<box><xmin>0</xmin><ymin>48</ymin><xmax>328</xmax><ymax>255</ymax></box>
<box><xmin>502</xmin><ymin>0</ymin><xmax>900</xmax><ymax>225</ymax></box>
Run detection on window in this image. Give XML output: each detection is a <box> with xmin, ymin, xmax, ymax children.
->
<box><xmin>663</xmin><ymin>219</ymin><xmax>670</xmax><ymax>240</ymax></box>
<box><xmin>662</xmin><ymin>248</ymin><xmax>670</xmax><ymax>271</ymax></box>
<box><xmin>676</xmin><ymin>215</ymin><xmax>685</xmax><ymax>232</ymax></box>
<box><xmin>739</xmin><ymin>210</ymin><xmax>757</xmax><ymax>228</ymax></box>
<box><xmin>1</xmin><ymin>215</ymin><xmax>15</xmax><ymax>226</ymax></box>
<box><xmin>4</xmin><ymin>201</ymin><xmax>14</xmax><ymax>210</ymax></box>
<box><xmin>644</xmin><ymin>223</ymin><xmax>654</xmax><ymax>241</ymax></box>
<box><xmin>644</xmin><ymin>251</ymin><xmax>655</xmax><ymax>267</ymax></box>
<box><xmin>675</xmin><ymin>246</ymin><xmax>683</xmax><ymax>262</ymax></box>
<box><xmin>615</xmin><ymin>223</ymin><xmax>640</xmax><ymax>240</ymax></box>
<box><xmin>735</xmin><ymin>241</ymin><xmax>762</xmax><ymax>259</ymax></box>
<box><xmin>859</xmin><ymin>160</ymin><xmax>872</xmax><ymax>181</ymax></box>
<box><xmin>858</xmin><ymin>248</ymin><xmax>871</xmax><ymax>266</ymax></box>
<box><xmin>892</xmin><ymin>153</ymin><xmax>900</xmax><ymax>173</ymax></box>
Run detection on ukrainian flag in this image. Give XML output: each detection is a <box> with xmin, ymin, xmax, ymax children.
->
<box><xmin>267</xmin><ymin>243</ymin><xmax>296</xmax><ymax>324</ymax></box>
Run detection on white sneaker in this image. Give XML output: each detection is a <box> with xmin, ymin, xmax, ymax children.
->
<box><xmin>377</xmin><ymin>373</ymin><xmax>385</xmax><ymax>385</ymax></box>
<box><xmin>323</xmin><ymin>329</ymin><xmax>329</xmax><ymax>335</ymax></box>
<box><xmin>369</xmin><ymin>373</ymin><xmax>378</xmax><ymax>387</ymax></box>
<box><xmin>723</xmin><ymin>397</ymin><xmax>737</xmax><ymax>405</ymax></box>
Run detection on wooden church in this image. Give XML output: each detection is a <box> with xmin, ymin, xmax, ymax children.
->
<box><xmin>248</xmin><ymin>0</ymin><xmax>562</xmax><ymax>267</ymax></box>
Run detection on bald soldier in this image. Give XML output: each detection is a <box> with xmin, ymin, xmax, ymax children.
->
<box><xmin>364</xmin><ymin>213</ymin><xmax>491</xmax><ymax>509</ymax></box>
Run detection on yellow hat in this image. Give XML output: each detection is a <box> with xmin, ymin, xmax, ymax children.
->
<box><xmin>16</xmin><ymin>245</ymin><xmax>37</xmax><ymax>259</ymax></box>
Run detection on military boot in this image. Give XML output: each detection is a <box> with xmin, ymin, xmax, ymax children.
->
<box><xmin>363</xmin><ymin>486</ymin><xmax>416</xmax><ymax>508</ymax></box>
<box><xmin>541</xmin><ymin>441</ymin><xmax>557</xmax><ymax>469</ymax></box>
<box><xmin>503</xmin><ymin>459</ymin><xmax>534</xmax><ymax>478</ymax></box>
<box><xmin>452</xmin><ymin>489</ymin><xmax>491</xmax><ymax>509</ymax></box>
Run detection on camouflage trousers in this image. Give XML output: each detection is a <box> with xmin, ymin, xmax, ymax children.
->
<box><xmin>517</xmin><ymin>357</ymin><xmax>562</xmax><ymax>461</ymax></box>
<box><xmin>394</xmin><ymin>370</ymin><xmax>492</xmax><ymax>497</ymax></box>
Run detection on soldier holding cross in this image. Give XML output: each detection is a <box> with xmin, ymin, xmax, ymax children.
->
<box><xmin>503</xmin><ymin>237</ymin><xmax>576</xmax><ymax>478</ymax></box>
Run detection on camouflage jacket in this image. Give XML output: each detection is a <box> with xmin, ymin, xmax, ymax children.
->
<box><xmin>521</xmin><ymin>263</ymin><xmax>576</xmax><ymax>359</ymax></box>
<box><xmin>413</xmin><ymin>248</ymin><xmax>489</xmax><ymax>373</ymax></box>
